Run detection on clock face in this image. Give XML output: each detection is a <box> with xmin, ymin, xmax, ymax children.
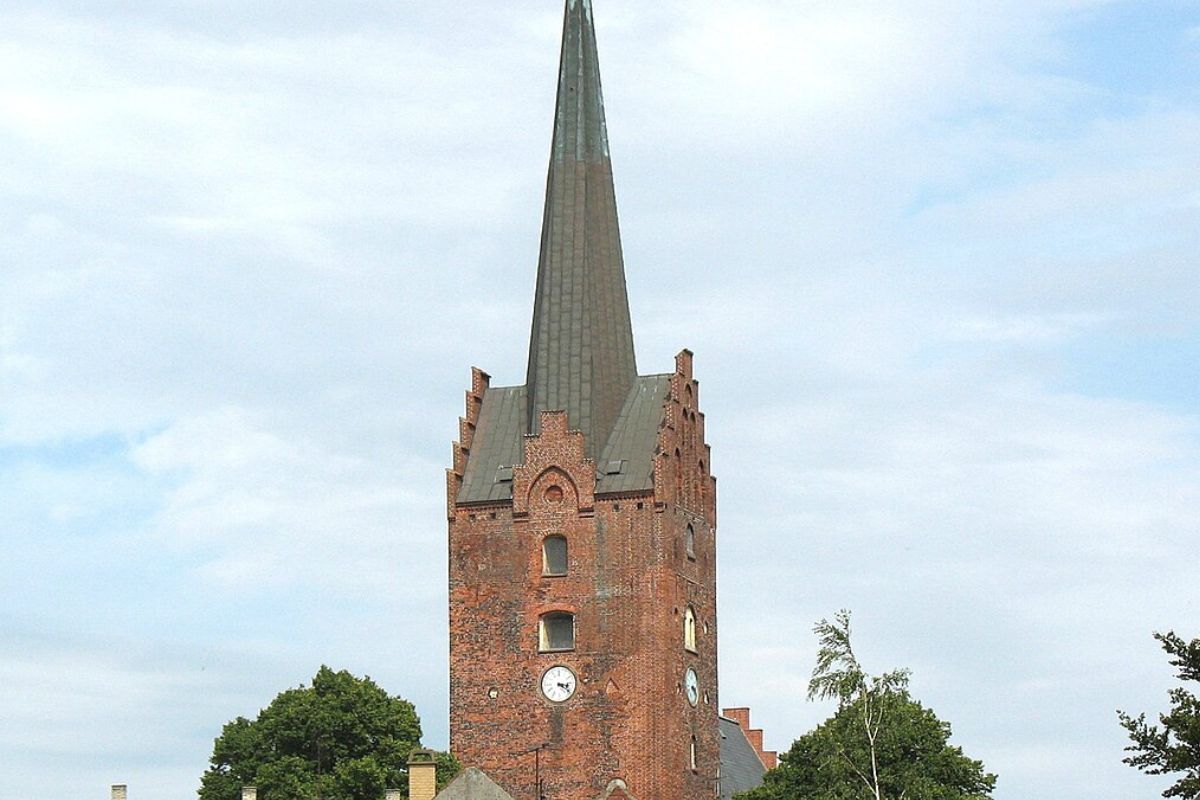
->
<box><xmin>541</xmin><ymin>665</ymin><xmax>577</xmax><ymax>703</ymax></box>
<box><xmin>685</xmin><ymin>668</ymin><xmax>699</xmax><ymax>707</ymax></box>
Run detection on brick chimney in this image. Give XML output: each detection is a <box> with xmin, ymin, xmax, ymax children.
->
<box><xmin>722</xmin><ymin>707</ymin><xmax>778</xmax><ymax>770</ymax></box>
<box><xmin>111</xmin><ymin>785</ymin><xmax>127</xmax><ymax>800</ymax></box>
<box><xmin>408</xmin><ymin>749</ymin><xmax>437</xmax><ymax>800</ymax></box>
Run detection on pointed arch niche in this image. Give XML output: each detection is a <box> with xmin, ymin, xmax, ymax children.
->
<box><xmin>528</xmin><ymin>467</ymin><xmax>579</xmax><ymax>511</ymax></box>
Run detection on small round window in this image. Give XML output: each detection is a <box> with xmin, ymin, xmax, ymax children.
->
<box><xmin>544</xmin><ymin>485</ymin><xmax>564</xmax><ymax>504</ymax></box>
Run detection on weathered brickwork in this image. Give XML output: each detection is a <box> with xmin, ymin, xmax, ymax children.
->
<box><xmin>448</xmin><ymin>353</ymin><xmax>719</xmax><ymax>800</ymax></box>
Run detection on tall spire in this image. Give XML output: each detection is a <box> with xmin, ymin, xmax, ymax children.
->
<box><xmin>525</xmin><ymin>0</ymin><xmax>637</xmax><ymax>457</ymax></box>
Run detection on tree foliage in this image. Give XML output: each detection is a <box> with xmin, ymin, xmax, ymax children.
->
<box><xmin>1118</xmin><ymin>632</ymin><xmax>1200</xmax><ymax>799</ymax></box>
<box><xmin>739</xmin><ymin>611</ymin><xmax>996</xmax><ymax>800</ymax></box>
<box><xmin>199</xmin><ymin>666</ymin><xmax>460</xmax><ymax>800</ymax></box>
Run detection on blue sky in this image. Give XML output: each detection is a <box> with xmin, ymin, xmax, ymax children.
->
<box><xmin>1</xmin><ymin>1</ymin><xmax>1198</xmax><ymax>799</ymax></box>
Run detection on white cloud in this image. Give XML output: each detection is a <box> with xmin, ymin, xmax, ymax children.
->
<box><xmin>717</xmin><ymin>378</ymin><xmax>1199</xmax><ymax>791</ymax></box>
<box><xmin>0</xmin><ymin>1</ymin><xmax>1196</xmax><ymax>799</ymax></box>
<box><xmin>945</xmin><ymin>312</ymin><xmax>1112</xmax><ymax>343</ymax></box>
<box><xmin>132</xmin><ymin>408</ymin><xmax>440</xmax><ymax>594</ymax></box>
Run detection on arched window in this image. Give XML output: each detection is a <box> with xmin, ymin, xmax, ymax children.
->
<box><xmin>543</xmin><ymin>535</ymin><xmax>568</xmax><ymax>576</ymax></box>
<box><xmin>684</xmin><ymin>606</ymin><xmax>698</xmax><ymax>653</ymax></box>
<box><xmin>539</xmin><ymin>612</ymin><xmax>575</xmax><ymax>652</ymax></box>
<box><xmin>685</xmin><ymin>525</ymin><xmax>696</xmax><ymax>560</ymax></box>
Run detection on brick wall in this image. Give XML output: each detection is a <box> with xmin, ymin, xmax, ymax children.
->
<box><xmin>448</xmin><ymin>353</ymin><xmax>719</xmax><ymax>800</ymax></box>
<box><xmin>720</xmin><ymin>708</ymin><xmax>777</xmax><ymax>770</ymax></box>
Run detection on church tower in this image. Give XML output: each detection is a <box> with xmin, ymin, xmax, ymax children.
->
<box><xmin>447</xmin><ymin>2</ymin><xmax>719</xmax><ymax>798</ymax></box>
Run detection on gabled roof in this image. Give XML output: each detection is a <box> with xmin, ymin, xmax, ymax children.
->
<box><xmin>525</xmin><ymin>0</ymin><xmax>637</xmax><ymax>457</ymax></box>
<box><xmin>719</xmin><ymin>716</ymin><xmax>768</xmax><ymax>800</ymax></box>
<box><xmin>595</xmin><ymin>374</ymin><xmax>670</xmax><ymax>493</ymax></box>
<box><xmin>456</xmin><ymin>375</ymin><xmax>669</xmax><ymax>505</ymax></box>
<box><xmin>457</xmin><ymin>386</ymin><xmax>527</xmax><ymax>505</ymax></box>
<box><xmin>434</xmin><ymin>767</ymin><xmax>516</xmax><ymax>800</ymax></box>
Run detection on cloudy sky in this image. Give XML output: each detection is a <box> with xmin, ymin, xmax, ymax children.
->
<box><xmin>2</xmin><ymin>0</ymin><xmax>1197</xmax><ymax>798</ymax></box>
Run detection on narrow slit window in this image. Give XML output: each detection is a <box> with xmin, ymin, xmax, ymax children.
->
<box><xmin>685</xmin><ymin>606</ymin><xmax>698</xmax><ymax>653</ymax></box>
<box><xmin>543</xmin><ymin>535</ymin><xmax>568</xmax><ymax>576</ymax></box>
<box><xmin>539</xmin><ymin>612</ymin><xmax>575</xmax><ymax>652</ymax></box>
<box><xmin>686</xmin><ymin>525</ymin><xmax>696</xmax><ymax>560</ymax></box>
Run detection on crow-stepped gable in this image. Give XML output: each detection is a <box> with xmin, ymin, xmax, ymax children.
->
<box><xmin>446</xmin><ymin>3</ymin><xmax>723</xmax><ymax>798</ymax></box>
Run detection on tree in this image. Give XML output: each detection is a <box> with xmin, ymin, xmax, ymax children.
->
<box><xmin>739</xmin><ymin>611</ymin><xmax>996</xmax><ymax>800</ymax></box>
<box><xmin>199</xmin><ymin>666</ymin><xmax>461</xmax><ymax>800</ymax></box>
<box><xmin>1118</xmin><ymin>631</ymin><xmax>1200</xmax><ymax>799</ymax></box>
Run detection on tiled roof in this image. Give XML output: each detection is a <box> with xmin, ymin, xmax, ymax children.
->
<box><xmin>719</xmin><ymin>716</ymin><xmax>767</xmax><ymax>800</ymax></box>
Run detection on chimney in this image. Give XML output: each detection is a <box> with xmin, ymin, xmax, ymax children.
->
<box><xmin>242</xmin><ymin>788</ymin><xmax>257</xmax><ymax>800</ymax></box>
<box><xmin>111</xmin><ymin>785</ymin><xmax>127</xmax><ymax>800</ymax></box>
<box><xmin>408</xmin><ymin>749</ymin><xmax>437</xmax><ymax>800</ymax></box>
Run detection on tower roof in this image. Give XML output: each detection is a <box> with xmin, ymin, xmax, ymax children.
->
<box><xmin>525</xmin><ymin>0</ymin><xmax>637</xmax><ymax>457</ymax></box>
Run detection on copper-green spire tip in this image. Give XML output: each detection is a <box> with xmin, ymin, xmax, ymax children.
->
<box><xmin>525</xmin><ymin>0</ymin><xmax>637</xmax><ymax>457</ymax></box>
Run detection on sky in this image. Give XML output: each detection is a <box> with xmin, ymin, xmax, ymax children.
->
<box><xmin>1</xmin><ymin>0</ymin><xmax>1197</xmax><ymax>798</ymax></box>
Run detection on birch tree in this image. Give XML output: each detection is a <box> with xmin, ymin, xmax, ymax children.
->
<box><xmin>807</xmin><ymin>610</ymin><xmax>912</xmax><ymax>800</ymax></box>
<box><xmin>738</xmin><ymin>611</ymin><xmax>995</xmax><ymax>800</ymax></box>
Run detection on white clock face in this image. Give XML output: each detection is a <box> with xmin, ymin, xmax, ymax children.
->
<box><xmin>541</xmin><ymin>665</ymin><xmax>577</xmax><ymax>703</ymax></box>
<box><xmin>685</xmin><ymin>668</ymin><xmax>699</xmax><ymax>707</ymax></box>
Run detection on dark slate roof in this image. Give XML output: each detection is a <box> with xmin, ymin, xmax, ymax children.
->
<box><xmin>459</xmin><ymin>386</ymin><xmax>527</xmax><ymax>505</ymax></box>
<box><xmin>457</xmin><ymin>376</ymin><xmax>667</xmax><ymax>505</ymax></box>
<box><xmin>433</xmin><ymin>768</ymin><xmax>515</xmax><ymax>800</ymax></box>
<box><xmin>719</xmin><ymin>716</ymin><xmax>767</xmax><ymax>800</ymax></box>
<box><xmin>524</xmin><ymin>0</ymin><xmax>637</xmax><ymax>458</ymax></box>
<box><xmin>596</xmin><ymin>374</ymin><xmax>669</xmax><ymax>494</ymax></box>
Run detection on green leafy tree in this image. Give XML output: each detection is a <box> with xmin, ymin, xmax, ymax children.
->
<box><xmin>199</xmin><ymin>666</ymin><xmax>461</xmax><ymax>800</ymax></box>
<box><xmin>1118</xmin><ymin>632</ymin><xmax>1200</xmax><ymax>798</ymax></box>
<box><xmin>739</xmin><ymin>611</ymin><xmax>996</xmax><ymax>800</ymax></box>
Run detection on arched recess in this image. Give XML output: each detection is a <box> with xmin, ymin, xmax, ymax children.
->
<box><xmin>674</xmin><ymin>448</ymin><xmax>683</xmax><ymax>503</ymax></box>
<box><xmin>684</xmin><ymin>605</ymin><xmax>698</xmax><ymax>652</ymax></box>
<box><xmin>529</xmin><ymin>467</ymin><xmax>579</xmax><ymax>510</ymax></box>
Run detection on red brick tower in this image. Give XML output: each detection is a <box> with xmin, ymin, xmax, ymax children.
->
<box><xmin>446</xmin><ymin>3</ymin><xmax>719</xmax><ymax>798</ymax></box>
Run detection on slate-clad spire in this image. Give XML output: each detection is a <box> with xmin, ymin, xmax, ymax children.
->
<box><xmin>525</xmin><ymin>0</ymin><xmax>637</xmax><ymax>457</ymax></box>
